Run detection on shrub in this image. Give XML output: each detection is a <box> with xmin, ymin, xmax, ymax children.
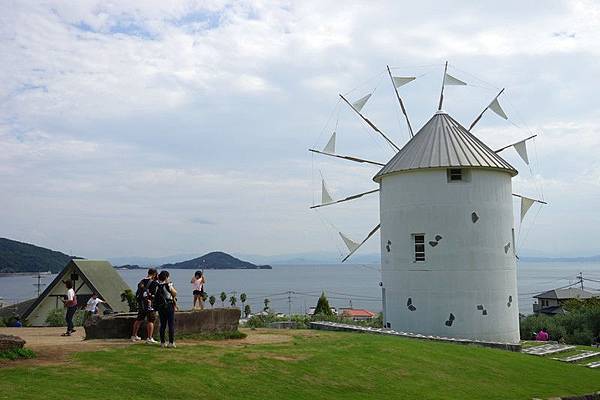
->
<box><xmin>121</xmin><ymin>289</ymin><xmax>138</xmax><ymax>312</ymax></box>
<box><xmin>520</xmin><ymin>298</ymin><xmax>600</xmax><ymax>345</ymax></box>
<box><xmin>45</xmin><ymin>308</ymin><xmax>86</xmax><ymax>327</ymax></box>
<box><xmin>0</xmin><ymin>348</ymin><xmax>36</xmax><ymax>360</ymax></box>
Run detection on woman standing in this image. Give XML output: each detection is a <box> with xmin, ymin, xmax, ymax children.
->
<box><xmin>155</xmin><ymin>270</ymin><xmax>177</xmax><ymax>348</ymax></box>
<box><xmin>191</xmin><ymin>270</ymin><xmax>206</xmax><ymax>310</ymax></box>
<box><xmin>61</xmin><ymin>280</ymin><xmax>78</xmax><ymax>336</ymax></box>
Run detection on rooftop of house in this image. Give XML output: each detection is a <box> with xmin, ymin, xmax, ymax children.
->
<box><xmin>339</xmin><ymin>308</ymin><xmax>376</xmax><ymax>318</ymax></box>
<box><xmin>534</xmin><ymin>287</ymin><xmax>596</xmax><ymax>300</ymax></box>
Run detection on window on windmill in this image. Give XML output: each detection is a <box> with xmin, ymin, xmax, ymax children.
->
<box><xmin>413</xmin><ymin>234</ymin><xmax>425</xmax><ymax>262</ymax></box>
<box><xmin>447</xmin><ymin>168</ymin><xmax>463</xmax><ymax>182</ymax></box>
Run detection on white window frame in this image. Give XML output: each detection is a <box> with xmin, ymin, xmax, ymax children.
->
<box><xmin>413</xmin><ymin>233</ymin><xmax>425</xmax><ymax>262</ymax></box>
<box><xmin>447</xmin><ymin>168</ymin><xmax>471</xmax><ymax>183</ymax></box>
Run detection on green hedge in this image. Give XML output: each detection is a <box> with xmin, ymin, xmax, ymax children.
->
<box><xmin>245</xmin><ymin>312</ymin><xmax>383</xmax><ymax>329</ymax></box>
<box><xmin>520</xmin><ymin>298</ymin><xmax>600</xmax><ymax>345</ymax></box>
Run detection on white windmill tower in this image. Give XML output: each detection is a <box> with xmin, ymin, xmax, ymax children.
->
<box><xmin>310</xmin><ymin>62</ymin><xmax>546</xmax><ymax>344</ymax></box>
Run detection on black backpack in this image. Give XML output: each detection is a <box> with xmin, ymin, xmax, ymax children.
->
<box><xmin>154</xmin><ymin>282</ymin><xmax>173</xmax><ymax>308</ymax></box>
<box><xmin>135</xmin><ymin>279</ymin><xmax>151</xmax><ymax>303</ymax></box>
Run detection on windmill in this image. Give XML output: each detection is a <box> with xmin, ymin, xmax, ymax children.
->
<box><xmin>309</xmin><ymin>62</ymin><xmax>546</xmax><ymax>343</ymax></box>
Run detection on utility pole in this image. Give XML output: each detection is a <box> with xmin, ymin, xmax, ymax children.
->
<box><xmin>288</xmin><ymin>291</ymin><xmax>292</xmax><ymax>322</ymax></box>
<box><xmin>33</xmin><ymin>270</ymin><xmax>46</xmax><ymax>297</ymax></box>
<box><xmin>577</xmin><ymin>272</ymin><xmax>584</xmax><ymax>290</ymax></box>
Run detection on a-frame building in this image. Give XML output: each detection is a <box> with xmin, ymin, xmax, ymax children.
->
<box><xmin>22</xmin><ymin>259</ymin><xmax>131</xmax><ymax>326</ymax></box>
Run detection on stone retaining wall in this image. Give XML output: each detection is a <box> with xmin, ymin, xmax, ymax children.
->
<box><xmin>84</xmin><ymin>308</ymin><xmax>240</xmax><ymax>340</ymax></box>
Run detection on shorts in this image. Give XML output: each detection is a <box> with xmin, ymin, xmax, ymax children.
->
<box><xmin>136</xmin><ymin>309</ymin><xmax>156</xmax><ymax>322</ymax></box>
<box><xmin>193</xmin><ymin>290</ymin><xmax>202</xmax><ymax>296</ymax></box>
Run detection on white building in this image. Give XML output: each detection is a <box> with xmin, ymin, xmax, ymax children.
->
<box><xmin>374</xmin><ymin>110</ymin><xmax>520</xmax><ymax>343</ymax></box>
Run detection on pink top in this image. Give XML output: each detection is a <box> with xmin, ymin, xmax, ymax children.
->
<box><xmin>536</xmin><ymin>330</ymin><xmax>549</xmax><ymax>341</ymax></box>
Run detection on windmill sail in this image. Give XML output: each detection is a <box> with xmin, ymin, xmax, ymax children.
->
<box><xmin>321</xmin><ymin>179</ymin><xmax>333</xmax><ymax>204</ymax></box>
<box><xmin>520</xmin><ymin>196</ymin><xmax>536</xmax><ymax>221</ymax></box>
<box><xmin>341</xmin><ymin>224</ymin><xmax>381</xmax><ymax>262</ymax></box>
<box><xmin>488</xmin><ymin>97</ymin><xmax>508</xmax><ymax>119</ymax></box>
<box><xmin>323</xmin><ymin>132</ymin><xmax>336</xmax><ymax>153</ymax></box>
<box><xmin>352</xmin><ymin>93</ymin><xmax>372</xmax><ymax>112</ymax></box>
<box><xmin>392</xmin><ymin>76</ymin><xmax>416</xmax><ymax>88</ymax></box>
<box><xmin>339</xmin><ymin>232</ymin><xmax>360</xmax><ymax>253</ymax></box>
<box><xmin>444</xmin><ymin>73</ymin><xmax>467</xmax><ymax>86</ymax></box>
<box><xmin>513</xmin><ymin>139</ymin><xmax>529</xmax><ymax>165</ymax></box>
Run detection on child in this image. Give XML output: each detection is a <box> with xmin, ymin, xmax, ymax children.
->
<box><xmin>84</xmin><ymin>293</ymin><xmax>105</xmax><ymax>322</ymax></box>
<box><xmin>191</xmin><ymin>271</ymin><xmax>206</xmax><ymax>310</ymax></box>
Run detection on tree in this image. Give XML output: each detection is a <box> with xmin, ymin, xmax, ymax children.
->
<box><xmin>120</xmin><ymin>289</ymin><xmax>138</xmax><ymax>312</ymax></box>
<box><xmin>229</xmin><ymin>295</ymin><xmax>237</xmax><ymax>308</ymax></box>
<box><xmin>244</xmin><ymin>304</ymin><xmax>251</xmax><ymax>318</ymax></box>
<box><xmin>209</xmin><ymin>295</ymin><xmax>216</xmax><ymax>308</ymax></box>
<box><xmin>240</xmin><ymin>292</ymin><xmax>247</xmax><ymax>313</ymax></box>
<box><xmin>263</xmin><ymin>298</ymin><xmax>270</xmax><ymax>312</ymax></box>
<box><xmin>314</xmin><ymin>291</ymin><xmax>333</xmax><ymax>316</ymax></box>
<box><xmin>220</xmin><ymin>291</ymin><xmax>227</xmax><ymax>307</ymax></box>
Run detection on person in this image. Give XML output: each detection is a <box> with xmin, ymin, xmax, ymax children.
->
<box><xmin>84</xmin><ymin>292</ymin><xmax>105</xmax><ymax>322</ymax></box>
<box><xmin>154</xmin><ymin>270</ymin><xmax>177</xmax><ymax>348</ymax></box>
<box><xmin>61</xmin><ymin>280</ymin><xmax>78</xmax><ymax>336</ymax></box>
<box><xmin>536</xmin><ymin>327</ymin><xmax>549</xmax><ymax>341</ymax></box>
<box><xmin>13</xmin><ymin>316</ymin><xmax>22</xmax><ymax>328</ymax></box>
<box><xmin>592</xmin><ymin>334</ymin><xmax>600</xmax><ymax>348</ymax></box>
<box><xmin>131</xmin><ymin>268</ymin><xmax>159</xmax><ymax>344</ymax></box>
<box><xmin>191</xmin><ymin>270</ymin><xmax>206</xmax><ymax>310</ymax></box>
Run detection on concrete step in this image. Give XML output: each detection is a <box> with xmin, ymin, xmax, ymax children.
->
<box><xmin>522</xmin><ymin>344</ymin><xmax>576</xmax><ymax>356</ymax></box>
<box><xmin>587</xmin><ymin>361</ymin><xmax>600</xmax><ymax>368</ymax></box>
<box><xmin>556</xmin><ymin>351</ymin><xmax>600</xmax><ymax>363</ymax></box>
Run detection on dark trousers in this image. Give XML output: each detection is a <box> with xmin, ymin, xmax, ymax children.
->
<box><xmin>158</xmin><ymin>304</ymin><xmax>175</xmax><ymax>344</ymax></box>
<box><xmin>66</xmin><ymin>306</ymin><xmax>77</xmax><ymax>332</ymax></box>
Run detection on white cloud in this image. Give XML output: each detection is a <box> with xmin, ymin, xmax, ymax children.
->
<box><xmin>1</xmin><ymin>0</ymin><xmax>600</xmax><ymax>258</ymax></box>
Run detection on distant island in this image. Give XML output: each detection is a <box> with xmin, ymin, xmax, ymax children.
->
<box><xmin>0</xmin><ymin>238</ymin><xmax>77</xmax><ymax>273</ymax></box>
<box><xmin>0</xmin><ymin>238</ymin><xmax>270</xmax><ymax>273</ymax></box>
<box><xmin>160</xmin><ymin>251</ymin><xmax>271</xmax><ymax>270</ymax></box>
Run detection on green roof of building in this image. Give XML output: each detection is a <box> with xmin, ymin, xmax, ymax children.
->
<box><xmin>71</xmin><ymin>260</ymin><xmax>131</xmax><ymax>312</ymax></box>
<box><xmin>23</xmin><ymin>259</ymin><xmax>132</xmax><ymax>320</ymax></box>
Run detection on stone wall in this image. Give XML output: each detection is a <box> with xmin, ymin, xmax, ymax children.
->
<box><xmin>84</xmin><ymin>308</ymin><xmax>240</xmax><ymax>340</ymax></box>
<box><xmin>0</xmin><ymin>334</ymin><xmax>26</xmax><ymax>351</ymax></box>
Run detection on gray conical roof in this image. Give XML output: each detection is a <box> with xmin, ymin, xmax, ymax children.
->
<box><xmin>373</xmin><ymin>111</ymin><xmax>517</xmax><ymax>182</ymax></box>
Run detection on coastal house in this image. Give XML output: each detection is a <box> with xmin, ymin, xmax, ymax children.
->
<box><xmin>533</xmin><ymin>287</ymin><xmax>596</xmax><ymax>315</ymax></box>
<box><xmin>20</xmin><ymin>259</ymin><xmax>131</xmax><ymax>326</ymax></box>
<box><xmin>306</xmin><ymin>306</ymin><xmax>338</xmax><ymax>316</ymax></box>
<box><xmin>339</xmin><ymin>308</ymin><xmax>376</xmax><ymax>321</ymax></box>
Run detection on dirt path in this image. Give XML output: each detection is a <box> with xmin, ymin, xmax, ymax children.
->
<box><xmin>0</xmin><ymin>327</ymin><xmax>131</xmax><ymax>366</ymax></box>
<box><xmin>0</xmin><ymin>327</ymin><xmax>322</xmax><ymax>367</ymax></box>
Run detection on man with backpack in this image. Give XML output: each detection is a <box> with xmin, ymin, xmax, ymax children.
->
<box><xmin>131</xmin><ymin>268</ymin><xmax>159</xmax><ymax>344</ymax></box>
<box><xmin>154</xmin><ymin>270</ymin><xmax>178</xmax><ymax>348</ymax></box>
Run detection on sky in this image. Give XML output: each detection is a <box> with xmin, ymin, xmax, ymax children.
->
<box><xmin>1</xmin><ymin>0</ymin><xmax>600</xmax><ymax>260</ymax></box>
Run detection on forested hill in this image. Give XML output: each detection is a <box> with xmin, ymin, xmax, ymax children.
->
<box><xmin>0</xmin><ymin>238</ymin><xmax>74</xmax><ymax>273</ymax></box>
<box><xmin>160</xmin><ymin>251</ymin><xmax>272</xmax><ymax>270</ymax></box>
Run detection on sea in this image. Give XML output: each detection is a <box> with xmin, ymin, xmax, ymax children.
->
<box><xmin>1</xmin><ymin>262</ymin><xmax>599</xmax><ymax>316</ymax></box>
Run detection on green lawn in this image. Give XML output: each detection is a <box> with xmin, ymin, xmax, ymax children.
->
<box><xmin>0</xmin><ymin>330</ymin><xmax>598</xmax><ymax>400</ymax></box>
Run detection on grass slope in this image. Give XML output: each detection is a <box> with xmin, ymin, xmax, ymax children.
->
<box><xmin>0</xmin><ymin>331</ymin><xmax>598</xmax><ymax>400</ymax></box>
